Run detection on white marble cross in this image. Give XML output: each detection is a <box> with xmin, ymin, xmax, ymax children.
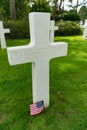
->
<box><xmin>0</xmin><ymin>21</ymin><xmax>10</xmax><ymax>49</ymax></box>
<box><xmin>7</xmin><ymin>13</ymin><xmax>68</xmax><ymax>107</ymax></box>
<box><xmin>50</xmin><ymin>20</ymin><xmax>58</xmax><ymax>43</ymax></box>
<box><xmin>82</xmin><ymin>19</ymin><xmax>87</xmax><ymax>40</ymax></box>
<box><xmin>79</xmin><ymin>20</ymin><xmax>83</xmax><ymax>28</ymax></box>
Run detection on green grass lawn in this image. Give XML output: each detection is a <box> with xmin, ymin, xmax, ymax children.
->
<box><xmin>0</xmin><ymin>36</ymin><xmax>87</xmax><ymax>130</ymax></box>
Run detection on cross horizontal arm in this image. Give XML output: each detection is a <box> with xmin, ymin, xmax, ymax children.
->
<box><xmin>49</xmin><ymin>42</ymin><xmax>68</xmax><ymax>60</ymax></box>
<box><xmin>7</xmin><ymin>44</ymin><xmax>36</xmax><ymax>65</ymax></box>
<box><xmin>4</xmin><ymin>29</ymin><xmax>10</xmax><ymax>33</ymax></box>
<box><xmin>50</xmin><ymin>26</ymin><xmax>58</xmax><ymax>30</ymax></box>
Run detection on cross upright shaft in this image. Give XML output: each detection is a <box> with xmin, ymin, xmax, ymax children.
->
<box><xmin>7</xmin><ymin>13</ymin><xmax>68</xmax><ymax>107</ymax></box>
<box><xmin>50</xmin><ymin>20</ymin><xmax>58</xmax><ymax>43</ymax></box>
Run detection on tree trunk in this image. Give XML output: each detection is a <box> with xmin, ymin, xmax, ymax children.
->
<box><xmin>9</xmin><ymin>0</ymin><xmax>16</xmax><ymax>20</ymax></box>
<box><xmin>53</xmin><ymin>0</ymin><xmax>58</xmax><ymax>20</ymax></box>
<box><xmin>76</xmin><ymin>0</ymin><xmax>79</xmax><ymax>13</ymax></box>
<box><xmin>59</xmin><ymin>0</ymin><xmax>63</xmax><ymax>13</ymax></box>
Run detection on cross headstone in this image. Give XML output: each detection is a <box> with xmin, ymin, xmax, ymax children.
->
<box><xmin>79</xmin><ymin>20</ymin><xmax>83</xmax><ymax>28</ymax></box>
<box><xmin>50</xmin><ymin>20</ymin><xmax>58</xmax><ymax>43</ymax></box>
<box><xmin>83</xmin><ymin>19</ymin><xmax>87</xmax><ymax>40</ymax></box>
<box><xmin>0</xmin><ymin>21</ymin><xmax>10</xmax><ymax>49</ymax></box>
<box><xmin>7</xmin><ymin>12</ymin><xmax>68</xmax><ymax>107</ymax></box>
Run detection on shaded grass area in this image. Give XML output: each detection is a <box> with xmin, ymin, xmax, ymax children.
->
<box><xmin>0</xmin><ymin>36</ymin><xmax>87</xmax><ymax>129</ymax></box>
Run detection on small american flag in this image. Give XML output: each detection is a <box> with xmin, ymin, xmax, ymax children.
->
<box><xmin>30</xmin><ymin>100</ymin><xmax>44</xmax><ymax>116</ymax></box>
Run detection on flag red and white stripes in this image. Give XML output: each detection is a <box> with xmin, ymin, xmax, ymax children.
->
<box><xmin>30</xmin><ymin>100</ymin><xmax>44</xmax><ymax>116</ymax></box>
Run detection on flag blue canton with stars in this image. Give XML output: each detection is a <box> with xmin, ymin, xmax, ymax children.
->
<box><xmin>30</xmin><ymin>100</ymin><xmax>44</xmax><ymax>116</ymax></box>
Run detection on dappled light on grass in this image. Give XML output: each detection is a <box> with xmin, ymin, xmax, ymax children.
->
<box><xmin>0</xmin><ymin>36</ymin><xmax>87</xmax><ymax>129</ymax></box>
<box><xmin>55</xmin><ymin>35</ymin><xmax>83</xmax><ymax>42</ymax></box>
<box><xmin>58</xmin><ymin>63</ymin><xmax>76</xmax><ymax>72</ymax></box>
<box><xmin>75</xmin><ymin>51</ymin><xmax>87</xmax><ymax>62</ymax></box>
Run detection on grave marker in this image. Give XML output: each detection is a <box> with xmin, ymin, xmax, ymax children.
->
<box><xmin>0</xmin><ymin>21</ymin><xmax>10</xmax><ymax>49</ymax></box>
<box><xmin>50</xmin><ymin>20</ymin><xmax>58</xmax><ymax>42</ymax></box>
<box><xmin>7</xmin><ymin>13</ymin><xmax>68</xmax><ymax>107</ymax></box>
<box><xmin>79</xmin><ymin>20</ymin><xmax>83</xmax><ymax>28</ymax></box>
<box><xmin>83</xmin><ymin>19</ymin><xmax>87</xmax><ymax>40</ymax></box>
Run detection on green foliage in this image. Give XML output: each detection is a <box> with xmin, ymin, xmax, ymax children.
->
<box><xmin>29</xmin><ymin>0</ymin><xmax>50</xmax><ymax>12</ymax></box>
<box><xmin>15</xmin><ymin>0</ymin><xmax>29</xmax><ymax>20</ymax></box>
<box><xmin>60</xmin><ymin>12</ymin><xmax>80</xmax><ymax>21</ymax></box>
<box><xmin>55</xmin><ymin>21</ymin><xmax>82</xmax><ymax>36</ymax></box>
<box><xmin>4</xmin><ymin>20</ymin><xmax>82</xmax><ymax>39</ymax></box>
<box><xmin>0</xmin><ymin>0</ymin><xmax>29</xmax><ymax>21</ymax></box>
<box><xmin>4</xmin><ymin>20</ymin><xmax>29</xmax><ymax>39</ymax></box>
<box><xmin>0</xmin><ymin>0</ymin><xmax>10</xmax><ymax>21</ymax></box>
<box><xmin>79</xmin><ymin>6</ymin><xmax>87</xmax><ymax>21</ymax></box>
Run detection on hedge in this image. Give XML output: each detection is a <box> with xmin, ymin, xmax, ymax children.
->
<box><xmin>4</xmin><ymin>20</ymin><xmax>29</xmax><ymax>39</ymax></box>
<box><xmin>3</xmin><ymin>20</ymin><xmax>82</xmax><ymax>39</ymax></box>
<box><xmin>55</xmin><ymin>21</ymin><xmax>82</xmax><ymax>36</ymax></box>
<box><xmin>60</xmin><ymin>13</ymin><xmax>80</xmax><ymax>21</ymax></box>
